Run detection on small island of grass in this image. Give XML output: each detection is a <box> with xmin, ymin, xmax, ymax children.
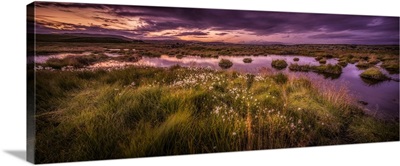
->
<box><xmin>219</xmin><ymin>59</ymin><xmax>233</xmax><ymax>69</ymax></box>
<box><xmin>360</xmin><ymin>67</ymin><xmax>389</xmax><ymax>81</ymax></box>
<box><xmin>271</xmin><ymin>59</ymin><xmax>288</xmax><ymax>70</ymax></box>
<box><xmin>314</xmin><ymin>64</ymin><xmax>342</xmax><ymax>75</ymax></box>
<box><xmin>243</xmin><ymin>58</ymin><xmax>253</xmax><ymax>63</ymax></box>
<box><xmin>288</xmin><ymin>63</ymin><xmax>312</xmax><ymax>72</ymax></box>
<box><xmin>319</xmin><ymin>58</ymin><xmax>327</xmax><ymax>64</ymax></box>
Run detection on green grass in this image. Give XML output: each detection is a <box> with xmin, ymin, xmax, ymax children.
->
<box><xmin>271</xmin><ymin>59</ymin><xmax>288</xmax><ymax>70</ymax></box>
<box><xmin>34</xmin><ymin>66</ymin><xmax>398</xmax><ymax>164</ymax></box>
<box><xmin>360</xmin><ymin>67</ymin><xmax>389</xmax><ymax>81</ymax></box>
<box><xmin>218</xmin><ymin>59</ymin><xmax>233</xmax><ymax>69</ymax></box>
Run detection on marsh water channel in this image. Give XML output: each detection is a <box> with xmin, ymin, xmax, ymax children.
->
<box><xmin>33</xmin><ymin>53</ymin><xmax>399</xmax><ymax>119</ymax></box>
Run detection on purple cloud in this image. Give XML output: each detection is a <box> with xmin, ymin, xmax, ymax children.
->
<box><xmin>175</xmin><ymin>31</ymin><xmax>209</xmax><ymax>36</ymax></box>
<box><xmin>34</xmin><ymin>2</ymin><xmax>399</xmax><ymax>44</ymax></box>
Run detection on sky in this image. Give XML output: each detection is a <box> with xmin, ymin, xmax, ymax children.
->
<box><xmin>32</xmin><ymin>2</ymin><xmax>399</xmax><ymax>45</ymax></box>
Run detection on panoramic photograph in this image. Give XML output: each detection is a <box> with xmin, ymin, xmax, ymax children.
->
<box><xmin>27</xmin><ymin>2</ymin><xmax>399</xmax><ymax>164</ymax></box>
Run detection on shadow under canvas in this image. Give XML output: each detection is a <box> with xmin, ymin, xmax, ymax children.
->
<box><xmin>5</xmin><ymin>150</ymin><xmax>26</xmax><ymax>161</ymax></box>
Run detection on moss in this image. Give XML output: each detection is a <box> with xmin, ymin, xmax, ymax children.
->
<box><xmin>271</xmin><ymin>59</ymin><xmax>288</xmax><ymax>70</ymax></box>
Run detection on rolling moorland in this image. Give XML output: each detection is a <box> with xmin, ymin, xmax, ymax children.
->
<box><xmin>29</xmin><ymin>34</ymin><xmax>399</xmax><ymax>163</ymax></box>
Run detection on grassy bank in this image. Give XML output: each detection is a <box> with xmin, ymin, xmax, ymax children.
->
<box><xmin>34</xmin><ymin>66</ymin><xmax>399</xmax><ymax>163</ymax></box>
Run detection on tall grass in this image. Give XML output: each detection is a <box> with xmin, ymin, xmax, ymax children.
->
<box><xmin>34</xmin><ymin>66</ymin><xmax>399</xmax><ymax>163</ymax></box>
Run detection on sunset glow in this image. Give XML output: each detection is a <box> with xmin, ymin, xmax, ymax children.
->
<box><xmin>33</xmin><ymin>2</ymin><xmax>399</xmax><ymax>44</ymax></box>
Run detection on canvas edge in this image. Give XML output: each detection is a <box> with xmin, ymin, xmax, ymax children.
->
<box><xmin>27</xmin><ymin>1</ymin><xmax>36</xmax><ymax>164</ymax></box>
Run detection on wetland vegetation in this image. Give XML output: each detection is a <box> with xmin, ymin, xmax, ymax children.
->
<box><xmin>33</xmin><ymin>66</ymin><xmax>398</xmax><ymax>163</ymax></box>
<box><xmin>27</xmin><ymin>3</ymin><xmax>400</xmax><ymax>164</ymax></box>
<box><xmin>30</xmin><ymin>34</ymin><xmax>399</xmax><ymax>164</ymax></box>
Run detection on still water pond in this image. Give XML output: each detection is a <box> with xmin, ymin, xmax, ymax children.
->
<box><xmin>138</xmin><ymin>55</ymin><xmax>399</xmax><ymax>118</ymax></box>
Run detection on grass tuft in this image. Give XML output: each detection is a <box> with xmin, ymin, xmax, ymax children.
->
<box><xmin>243</xmin><ymin>58</ymin><xmax>253</xmax><ymax>63</ymax></box>
<box><xmin>360</xmin><ymin>67</ymin><xmax>389</xmax><ymax>81</ymax></box>
<box><xmin>219</xmin><ymin>59</ymin><xmax>233</xmax><ymax>69</ymax></box>
<box><xmin>271</xmin><ymin>59</ymin><xmax>288</xmax><ymax>70</ymax></box>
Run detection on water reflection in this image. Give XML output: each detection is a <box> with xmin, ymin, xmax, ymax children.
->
<box><xmin>138</xmin><ymin>55</ymin><xmax>399</xmax><ymax>118</ymax></box>
<box><xmin>30</xmin><ymin>51</ymin><xmax>126</xmax><ymax>63</ymax></box>
<box><xmin>30</xmin><ymin>52</ymin><xmax>92</xmax><ymax>63</ymax></box>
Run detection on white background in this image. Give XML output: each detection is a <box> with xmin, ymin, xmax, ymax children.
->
<box><xmin>0</xmin><ymin>0</ymin><xmax>398</xmax><ymax>165</ymax></box>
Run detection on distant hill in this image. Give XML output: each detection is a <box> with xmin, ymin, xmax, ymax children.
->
<box><xmin>35</xmin><ymin>33</ymin><xmax>143</xmax><ymax>43</ymax></box>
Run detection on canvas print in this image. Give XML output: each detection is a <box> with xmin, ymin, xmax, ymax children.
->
<box><xmin>27</xmin><ymin>1</ymin><xmax>399</xmax><ymax>164</ymax></box>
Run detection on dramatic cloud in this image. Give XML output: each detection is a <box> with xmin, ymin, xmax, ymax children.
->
<box><xmin>175</xmin><ymin>31</ymin><xmax>209</xmax><ymax>36</ymax></box>
<box><xmin>308</xmin><ymin>33</ymin><xmax>358</xmax><ymax>39</ymax></box>
<box><xmin>33</xmin><ymin>2</ymin><xmax>399</xmax><ymax>44</ymax></box>
<box><xmin>216</xmin><ymin>32</ymin><xmax>228</xmax><ymax>36</ymax></box>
